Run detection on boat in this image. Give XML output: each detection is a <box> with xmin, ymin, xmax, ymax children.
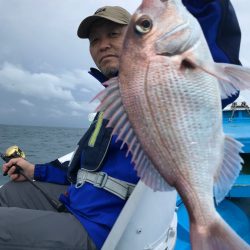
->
<box><xmin>1</xmin><ymin>102</ymin><xmax>249</xmax><ymax>249</ymax></box>
<box><xmin>172</xmin><ymin>102</ymin><xmax>250</xmax><ymax>249</ymax></box>
<box><xmin>103</xmin><ymin>101</ymin><xmax>250</xmax><ymax>249</ymax></box>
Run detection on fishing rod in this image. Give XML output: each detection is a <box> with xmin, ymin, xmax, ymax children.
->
<box><xmin>0</xmin><ymin>146</ymin><xmax>65</xmax><ymax>212</ymax></box>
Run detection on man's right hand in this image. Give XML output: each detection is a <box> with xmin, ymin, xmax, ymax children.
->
<box><xmin>2</xmin><ymin>158</ymin><xmax>35</xmax><ymax>181</ymax></box>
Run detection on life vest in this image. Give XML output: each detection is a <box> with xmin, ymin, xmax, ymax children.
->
<box><xmin>67</xmin><ymin>112</ymin><xmax>112</xmax><ymax>183</ymax></box>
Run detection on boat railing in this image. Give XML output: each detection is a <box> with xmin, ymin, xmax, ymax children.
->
<box><xmin>224</xmin><ymin>101</ymin><xmax>250</xmax><ymax>122</ymax></box>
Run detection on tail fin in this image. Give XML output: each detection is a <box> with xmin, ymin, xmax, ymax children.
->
<box><xmin>190</xmin><ymin>214</ymin><xmax>250</xmax><ymax>250</ymax></box>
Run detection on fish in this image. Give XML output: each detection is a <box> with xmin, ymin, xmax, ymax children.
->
<box><xmin>95</xmin><ymin>0</ymin><xmax>250</xmax><ymax>249</ymax></box>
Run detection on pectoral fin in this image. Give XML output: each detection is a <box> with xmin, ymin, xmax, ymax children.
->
<box><xmin>185</xmin><ymin>57</ymin><xmax>250</xmax><ymax>99</ymax></box>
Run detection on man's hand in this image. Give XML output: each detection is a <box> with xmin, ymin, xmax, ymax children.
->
<box><xmin>2</xmin><ymin>158</ymin><xmax>35</xmax><ymax>181</ymax></box>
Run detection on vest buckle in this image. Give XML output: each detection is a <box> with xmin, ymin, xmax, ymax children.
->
<box><xmin>93</xmin><ymin>172</ymin><xmax>108</xmax><ymax>188</ymax></box>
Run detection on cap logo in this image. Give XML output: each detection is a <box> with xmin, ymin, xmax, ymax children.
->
<box><xmin>95</xmin><ymin>8</ymin><xmax>106</xmax><ymax>14</ymax></box>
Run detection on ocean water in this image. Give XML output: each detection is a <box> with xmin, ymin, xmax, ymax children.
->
<box><xmin>0</xmin><ymin>124</ymin><xmax>85</xmax><ymax>185</ymax></box>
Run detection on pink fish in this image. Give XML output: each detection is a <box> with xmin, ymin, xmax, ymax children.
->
<box><xmin>95</xmin><ymin>0</ymin><xmax>250</xmax><ymax>249</ymax></box>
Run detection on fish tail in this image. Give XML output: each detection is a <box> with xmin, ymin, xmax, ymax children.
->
<box><xmin>190</xmin><ymin>214</ymin><xmax>250</xmax><ymax>250</ymax></box>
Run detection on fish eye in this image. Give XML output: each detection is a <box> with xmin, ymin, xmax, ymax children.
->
<box><xmin>135</xmin><ymin>16</ymin><xmax>152</xmax><ymax>34</ymax></box>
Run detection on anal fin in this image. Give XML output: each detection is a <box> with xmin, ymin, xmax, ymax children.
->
<box><xmin>213</xmin><ymin>135</ymin><xmax>244</xmax><ymax>204</ymax></box>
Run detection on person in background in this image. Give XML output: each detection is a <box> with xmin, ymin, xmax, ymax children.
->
<box><xmin>0</xmin><ymin>1</ymin><xmax>241</xmax><ymax>249</ymax></box>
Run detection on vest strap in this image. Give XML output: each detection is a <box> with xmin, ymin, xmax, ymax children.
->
<box><xmin>75</xmin><ymin>169</ymin><xmax>136</xmax><ymax>200</ymax></box>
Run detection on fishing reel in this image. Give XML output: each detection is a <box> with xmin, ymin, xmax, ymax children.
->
<box><xmin>0</xmin><ymin>145</ymin><xmax>66</xmax><ymax>212</ymax></box>
<box><xmin>3</xmin><ymin>145</ymin><xmax>26</xmax><ymax>161</ymax></box>
<box><xmin>0</xmin><ymin>145</ymin><xmax>25</xmax><ymax>176</ymax></box>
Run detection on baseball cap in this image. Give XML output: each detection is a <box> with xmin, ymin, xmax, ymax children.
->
<box><xmin>77</xmin><ymin>6</ymin><xmax>131</xmax><ymax>39</ymax></box>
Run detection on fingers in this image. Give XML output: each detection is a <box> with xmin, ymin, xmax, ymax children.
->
<box><xmin>3</xmin><ymin>158</ymin><xmax>21</xmax><ymax>168</ymax></box>
<box><xmin>8</xmin><ymin>167</ymin><xmax>21</xmax><ymax>181</ymax></box>
<box><xmin>2</xmin><ymin>158</ymin><xmax>19</xmax><ymax>174</ymax></box>
<box><xmin>2</xmin><ymin>157</ymin><xmax>35</xmax><ymax>181</ymax></box>
<box><xmin>2</xmin><ymin>164</ymin><xmax>9</xmax><ymax>174</ymax></box>
<box><xmin>2</xmin><ymin>158</ymin><xmax>25</xmax><ymax>181</ymax></box>
<box><xmin>2</xmin><ymin>165</ymin><xmax>18</xmax><ymax>180</ymax></box>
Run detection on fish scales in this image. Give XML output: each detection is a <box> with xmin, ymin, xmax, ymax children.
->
<box><xmin>96</xmin><ymin>0</ymin><xmax>250</xmax><ymax>249</ymax></box>
<box><xmin>121</xmin><ymin>57</ymin><xmax>221</xmax><ymax>215</ymax></box>
<box><xmin>121</xmin><ymin>57</ymin><xmax>221</xmax><ymax>184</ymax></box>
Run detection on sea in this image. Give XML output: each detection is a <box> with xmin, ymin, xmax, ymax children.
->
<box><xmin>0</xmin><ymin>124</ymin><xmax>86</xmax><ymax>185</ymax></box>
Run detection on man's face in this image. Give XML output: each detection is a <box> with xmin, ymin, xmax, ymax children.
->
<box><xmin>89</xmin><ymin>20</ymin><xmax>127</xmax><ymax>79</ymax></box>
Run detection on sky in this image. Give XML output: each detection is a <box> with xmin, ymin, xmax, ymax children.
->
<box><xmin>0</xmin><ymin>0</ymin><xmax>249</xmax><ymax>128</ymax></box>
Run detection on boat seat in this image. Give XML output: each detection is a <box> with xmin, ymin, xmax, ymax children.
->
<box><xmin>102</xmin><ymin>181</ymin><xmax>177</xmax><ymax>250</ymax></box>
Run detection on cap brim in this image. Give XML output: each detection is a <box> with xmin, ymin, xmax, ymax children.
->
<box><xmin>77</xmin><ymin>15</ymin><xmax>128</xmax><ymax>39</ymax></box>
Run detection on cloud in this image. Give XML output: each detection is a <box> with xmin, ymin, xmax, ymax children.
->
<box><xmin>0</xmin><ymin>62</ymin><xmax>103</xmax><ymax>127</ymax></box>
<box><xmin>0</xmin><ymin>63</ymin><xmax>73</xmax><ymax>101</ymax></box>
<box><xmin>67</xmin><ymin>100</ymin><xmax>99</xmax><ymax>112</ymax></box>
<box><xmin>0</xmin><ymin>0</ymin><xmax>249</xmax><ymax>128</ymax></box>
<box><xmin>0</xmin><ymin>62</ymin><xmax>101</xmax><ymax>98</ymax></box>
<box><xmin>47</xmin><ymin>108</ymin><xmax>65</xmax><ymax>118</ymax></box>
<box><xmin>80</xmin><ymin>88</ymin><xmax>92</xmax><ymax>93</ymax></box>
<box><xmin>0</xmin><ymin>106</ymin><xmax>16</xmax><ymax>114</ymax></box>
<box><xmin>0</xmin><ymin>0</ymin><xmax>140</xmax><ymax>76</ymax></box>
<box><xmin>19</xmin><ymin>99</ymin><xmax>34</xmax><ymax>107</ymax></box>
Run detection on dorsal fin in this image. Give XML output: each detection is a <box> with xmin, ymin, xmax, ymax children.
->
<box><xmin>94</xmin><ymin>77</ymin><xmax>173</xmax><ymax>191</ymax></box>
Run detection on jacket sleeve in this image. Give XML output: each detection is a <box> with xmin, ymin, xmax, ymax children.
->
<box><xmin>182</xmin><ymin>0</ymin><xmax>242</xmax><ymax>108</ymax></box>
<box><xmin>34</xmin><ymin>153</ymin><xmax>73</xmax><ymax>185</ymax></box>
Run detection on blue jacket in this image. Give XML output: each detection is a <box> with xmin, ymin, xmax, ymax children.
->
<box><xmin>184</xmin><ymin>0</ymin><xmax>241</xmax><ymax>108</ymax></box>
<box><xmin>34</xmin><ymin>1</ymin><xmax>241</xmax><ymax>249</ymax></box>
<box><xmin>35</xmin><ymin>136</ymin><xmax>139</xmax><ymax>250</ymax></box>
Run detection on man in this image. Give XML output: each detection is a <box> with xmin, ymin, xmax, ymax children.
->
<box><xmin>0</xmin><ymin>2</ymin><xmax>242</xmax><ymax>250</ymax></box>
